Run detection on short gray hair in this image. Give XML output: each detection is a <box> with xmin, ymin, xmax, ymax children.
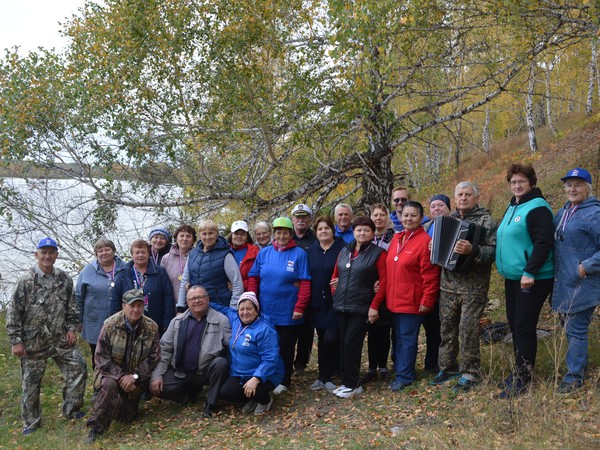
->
<box><xmin>454</xmin><ymin>181</ymin><xmax>480</xmax><ymax>197</ymax></box>
<box><xmin>254</xmin><ymin>221</ymin><xmax>271</xmax><ymax>232</ymax></box>
<box><xmin>334</xmin><ymin>203</ymin><xmax>353</xmax><ymax>215</ymax></box>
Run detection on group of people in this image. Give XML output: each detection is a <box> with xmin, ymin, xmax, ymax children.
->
<box><xmin>5</xmin><ymin>165</ymin><xmax>598</xmax><ymax>442</ymax></box>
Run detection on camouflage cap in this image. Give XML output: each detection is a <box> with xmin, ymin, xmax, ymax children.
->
<box><xmin>123</xmin><ymin>289</ymin><xmax>145</xmax><ymax>305</ymax></box>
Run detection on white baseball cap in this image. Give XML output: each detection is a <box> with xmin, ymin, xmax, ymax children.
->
<box><xmin>231</xmin><ymin>220</ymin><xmax>249</xmax><ymax>232</ymax></box>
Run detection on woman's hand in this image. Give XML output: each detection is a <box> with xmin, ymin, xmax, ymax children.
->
<box><xmin>368</xmin><ymin>307</ymin><xmax>379</xmax><ymax>323</ymax></box>
<box><xmin>243</xmin><ymin>377</ymin><xmax>260</xmax><ymax>398</ymax></box>
<box><xmin>578</xmin><ymin>263</ymin><xmax>587</xmax><ymax>279</ymax></box>
<box><xmin>329</xmin><ymin>277</ymin><xmax>338</xmax><ymax>291</ymax></box>
<box><xmin>419</xmin><ymin>305</ymin><xmax>432</xmax><ymax>313</ymax></box>
<box><xmin>292</xmin><ymin>312</ymin><xmax>303</xmax><ymax>320</ymax></box>
<box><xmin>520</xmin><ymin>274</ymin><xmax>535</xmax><ymax>290</ymax></box>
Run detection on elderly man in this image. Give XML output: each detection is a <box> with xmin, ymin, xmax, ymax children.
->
<box><xmin>86</xmin><ymin>289</ymin><xmax>160</xmax><ymax>443</ymax></box>
<box><xmin>6</xmin><ymin>237</ymin><xmax>87</xmax><ymax>435</ymax></box>
<box><xmin>291</xmin><ymin>203</ymin><xmax>317</xmax><ymax>375</ymax></box>
<box><xmin>292</xmin><ymin>203</ymin><xmax>317</xmax><ymax>251</ymax></box>
<box><xmin>150</xmin><ymin>285</ymin><xmax>231</xmax><ymax>418</ymax></box>
<box><xmin>431</xmin><ymin>182</ymin><xmax>497</xmax><ymax>392</ymax></box>
<box><xmin>334</xmin><ymin>203</ymin><xmax>355</xmax><ymax>243</ymax></box>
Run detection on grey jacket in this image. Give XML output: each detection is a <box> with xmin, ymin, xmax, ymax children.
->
<box><xmin>151</xmin><ymin>307</ymin><xmax>231</xmax><ymax>380</ymax></box>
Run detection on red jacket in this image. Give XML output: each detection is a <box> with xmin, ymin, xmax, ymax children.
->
<box><xmin>386</xmin><ymin>227</ymin><xmax>440</xmax><ymax>314</ymax></box>
<box><xmin>233</xmin><ymin>243</ymin><xmax>260</xmax><ymax>291</ymax></box>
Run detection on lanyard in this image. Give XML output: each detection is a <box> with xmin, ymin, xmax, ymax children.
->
<box><xmin>393</xmin><ymin>231</ymin><xmax>415</xmax><ymax>261</ymax></box>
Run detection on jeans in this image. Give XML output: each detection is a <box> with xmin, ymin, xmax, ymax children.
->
<box><xmin>562</xmin><ymin>306</ymin><xmax>596</xmax><ymax>384</ymax></box>
<box><xmin>392</xmin><ymin>313</ymin><xmax>423</xmax><ymax>384</ymax></box>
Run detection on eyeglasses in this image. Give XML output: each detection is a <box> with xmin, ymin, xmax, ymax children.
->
<box><xmin>187</xmin><ymin>294</ymin><xmax>209</xmax><ymax>302</ymax></box>
<box><xmin>393</xmin><ymin>197</ymin><xmax>408</xmax><ymax>203</ymax></box>
<box><xmin>509</xmin><ymin>179</ymin><xmax>529</xmax><ymax>186</ymax></box>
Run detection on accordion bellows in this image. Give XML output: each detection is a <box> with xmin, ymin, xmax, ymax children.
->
<box><xmin>430</xmin><ymin>216</ymin><xmax>481</xmax><ymax>273</ymax></box>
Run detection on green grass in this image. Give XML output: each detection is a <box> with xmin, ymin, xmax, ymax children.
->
<box><xmin>1</xmin><ymin>306</ymin><xmax>599</xmax><ymax>449</ymax></box>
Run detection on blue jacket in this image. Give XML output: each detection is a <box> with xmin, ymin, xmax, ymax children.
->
<box><xmin>110</xmin><ymin>260</ymin><xmax>175</xmax><ymax>332</ymax></box>
<box><xmin>248</xmin><ymin>244</ymin><xmax>310</xmax><ymax>326</ymax></box>
<box><xmin>334</xmin><ymin>225</ymin><xmax>354</xmax><ymax>243</ymax></box>
<box><xmin>76</xmin><ymin>256</ymin><xmax>127</xmax><ymax>344</ymax></box>
<box><xmin>496</xmin><ymin>188</ymin><xmax>554</xmax><ymax>280</ymax></box>
<box><xmin>391</xmin><ymin>211</ymin><xmax>430</xmax><ymax>232</ymax></box>
<box><xmin>307</xmin><ymin>238</ymin><xmax>345</xmax><ymax>329</ymax></box>
<box><xmin>553</xmin><ymin>196</ymin><xmax>600</xmax><ymax>314</ymax></box>
<box><xmin>210</xmin><ymin>303</ymin><xmax>284</xmax><ymax>386</ymax></box>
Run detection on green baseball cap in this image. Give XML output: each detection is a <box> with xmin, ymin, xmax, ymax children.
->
<box><xmin>122</xmin><ymin>289</ymin><xmax>145</xmax><ymax>305</ymax></box>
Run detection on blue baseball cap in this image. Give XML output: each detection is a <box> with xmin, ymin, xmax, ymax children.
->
<box><xmin>36</xmin><ymin>237</ymin><xmax>58</xmax><ymax>249</ymax></box>
<box><xmin>560</xmin><ymin>168</ymin><xmax>592</xmax><ymax>184</ymax></box>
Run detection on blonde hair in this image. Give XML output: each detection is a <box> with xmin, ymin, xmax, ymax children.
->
<box><xmin>197</xmin><ymin>219</ymin><xmax>219</xmax><ymax>233</ymax></box>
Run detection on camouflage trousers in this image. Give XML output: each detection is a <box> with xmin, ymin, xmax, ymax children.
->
<box><xmin>438</xmin><ymin>292</ymin><xmax>487</xmax><ymax>378</ymax></box>
<box><xmin>20</xmin><ymin>346</ymin><xmax>87</xmax><ymax>430</ymax></box>
<box><xmin>87</xmin><ymin>376</ymin><xmax>144</xmax><ymax>433</ymax></box>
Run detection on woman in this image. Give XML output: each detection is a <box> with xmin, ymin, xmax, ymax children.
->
<box><xmin>248</xmin><ymin>217</ymin><xmax>311</xmax><ymax>394</ymax></box>
<box><xmin>253</xmin><ymin>221</ymin><xmax>273</xmax><ymax>249</ymax></box>
<box><xmin>110</xmin><ymin>239</ymin><xmax>175</xmax><ymax>335</ymax></box>
<box><xmin>211</xmin><ymin>292</ymin><xmax>284</xmax><ymax>415</ymax></box>
<box><xmin>553</xmin><ymin>167</ymin><xmax>600</xmax><ymax>394</ymax></box>
<box><xmin>331</xmin><ymin>216</ymin><xmax>387</xmax><ymax>398</ymax></box>
<box><xmin>177</xmin><ymin>220</ymin><xmax>243</xmax><ymax>311</ymax></box>
<box><xmin>496</xmin><ymin>164</ymin><xmax>554</xmax><ymax>398</ymax></box>
<box><xmin>227</xmin><ymin>220</ymin><xmax>260</xmax><ymax>290</ymax></box>
<box><xmin>148</xmin><ymin>226</ymin><xmax>172</xmax><ymax>265</ymax></box>
<box><xmin>76</xmin><ymin>239</ymin><xmax>126</xmax><ymax>368</ymax></box>
<box><xmin>307</xmin><ymin>216</ymin><xmax>346</xmax><ymax>392</ymax></box>
<box><xmin>160</xmin><ymin>224</ymin><xmax>197</xmax><ymax>304</ymax></box>
<box><xmin>386</xmin><ymin>201</ymin><xmax>440</xmax><ymax>391</ymax></box>
<box><xmin>420</xmin><ymin>194</ymin><xmax>450</xmax><ymax>374</ymax></box>
<box><xmin>361</xmin><ymin>204</ymin><xmax>394</xmax><ymax>384</ymax></box>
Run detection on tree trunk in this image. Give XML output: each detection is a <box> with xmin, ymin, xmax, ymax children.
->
<box><xmin>569</xmin><ymin>81</ymin><xmax>576</xmax><ymax>113</ymax></box>
<box><xmin>360</xmin><ymin>137</ymin><xmax>395</xmax><ymax>208</ymax></box>
<box><xmin>544</xmin><ymin>66</ymin><xmax>557</xmax><ymax>135</ymax></box>
<box><xmin>482</xmin><ymin>105</ymin><xmax>491</xmax><ymax>153</ymax></box>
<box><xmin>526</xmin><ymin>63</ymin><xmax>539</xmax><ymax>153</ymax></box>
<box><xmin>586</xmin><ymin>37</ymin><xmax>597</xmax><ymax>115</ymax></box>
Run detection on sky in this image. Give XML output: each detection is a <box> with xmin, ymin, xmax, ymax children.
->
<box><xmin>0</xmin><ymin>0</ymin><xmax>86</xmax><ymax>54</ymax></box>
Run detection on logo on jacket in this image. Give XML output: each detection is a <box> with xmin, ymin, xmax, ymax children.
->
<box><xmin>243</xmin><ymin>333</ymin><xmax>252</xmax><ymax>346</ymax></box>
<box><xmin>514</xmin><ymin>216</ymin><xmax>521</xmax><ymax>223</ymax></box>
<box><xmin>286</xmin><ymin>260</ymin><xmax>295</xmax><ymax>272</ymax></box>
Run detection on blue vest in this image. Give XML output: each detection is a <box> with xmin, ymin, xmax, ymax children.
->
<box><xmin>188</xmin><ymin>236</ymin><xmax>232</xmax><ymax>306</ymax></box>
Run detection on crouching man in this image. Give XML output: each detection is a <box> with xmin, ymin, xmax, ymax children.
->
<box><xmin>150</xmin><ymin>285</ymin><xmax>231</xmax><ymax>418</ymax></box>
<box><xmin>86</xmin><ymin>289</ymin><xmax>160</xmax><ymax>443</ymax></box>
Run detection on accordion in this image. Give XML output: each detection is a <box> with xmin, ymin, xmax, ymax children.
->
<box><xmin>430</xmin><ymin>216</ymin><xmax>482</xmax><ymax>273</ymax></box>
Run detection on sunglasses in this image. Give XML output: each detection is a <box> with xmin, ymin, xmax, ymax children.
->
<box><xmin>393</xmin><ymin>197</ymin><xmax>408</xmax><ymax>203</ymax></box>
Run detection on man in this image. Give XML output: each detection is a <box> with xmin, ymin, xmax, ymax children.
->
<box><xmin>86</xmin><ymin>289</ymin><xmax>160</xmax><ymax>443</ymax></box>
<box><xmin>291</xmin><ymin>203</ymin><xmax>316</xmax><ymax>375</ymax></box>
<box><xmin>334</xmin><ymin>203</ymin><xmax>354</xmax><ymax>243</ymax></box>
<box><xmin>431</xmin><ymin>181</ymin><xmax>497</xmax><ymax>392</ymax></box>
<box><xmin>291</xmin><ymin>203</ymin><xmax>317</xmax><ymax>251</ymax></box>
<box><xmin>150</xmin><ymin>285</ymin><xmax>231</xmax><ymax>418</ymax></box>
<box><xmin>390</xmin><ymin>186</ymin><xmax>429</xmax><ymax>232</ymax></box>
<box><xmin>6</xmin><ymin>237</ymin><xmax>87</xmax><ymax>435</ymax></box>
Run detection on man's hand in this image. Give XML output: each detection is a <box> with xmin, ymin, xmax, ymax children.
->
<box><xmin>66</xmin><ymin>330</ymin><xmax>77</xmax><ymax>346</ymax></box>
<box><xmin>119</xmin><ymin>374</ymin><xmax>137</xmax><ymax>393</ymax></box>
<box><xmin>12</xmin><ymin>343</ymin><xmax>26</xmax><ymax>357</ymax></box>
<box><xmin>150</xmin><ymin>378</ymin><xmax>163</xmax><ymax>396</ymax></box>
<box><xmin>454</xmin><ymin>239</ymin><xmax>472</xmax><ymax>255</ymax></box>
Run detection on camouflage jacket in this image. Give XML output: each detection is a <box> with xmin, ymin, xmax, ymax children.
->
<box><xmin>6</xmin><ymin>266</ymin><xmax>78</xmax><ymax>354</ymax></box>
<box><xmin>440</xmin><ymin>205</ymin><xmax>497</xmax><ymax>296</ymax></box>
<box><xmin>93</xmin><ymin>311</ymin><xmax>160</xmax><ymax>391</ymax></box>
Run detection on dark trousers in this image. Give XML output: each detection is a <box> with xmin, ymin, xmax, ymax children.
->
<box><xmin>276</xmin><ymin>325</ymin><xmax>301</xmax><ymax>387</ymax></box>
<box><xmin>87</xmin><ymin>377</ymin><xmax>142</xmax><ymax>433</ymax></box>
<box><xmin>294</xmin><ymin>317</ymin><xmax>314</xmax><ymax>370</ymax></box>
<box><xmin>421</xmin><ymin>301</ymin><xmax>441</xmax><ymax>371</ymax></box>
<box><xmin>89</xmin><ymin>343</ymin><xmax>97</xmax><ymax>370</ymax></box>
<box><xmin>338</xmin><ymin>313</ymin><xmax>368</xmax><ymax>389</ymax></box>
<box><xmin>393</xmin><ymin>313</ymin><xmax>423</xmax><ymax>384</ymax></box>
<box><xmin>160</xmin><ymin>357</ymin><xmax>229</xmax><ymax>406</ymax></box>
<box><xmin>505</xmin><ymin>278</ymin><xmax>553</xmax><ymax>382</ymax></box>
<box><xmin>219</xmin><ymin>376</ymin><xmax>275</xmax><ymax>405</ymax></box>
<box><xmin>316</xmin><ymin>327</ymin><xmax>340</xmax><ymax>382</ymax></box>
<box><xmin>366</xmin><ymin>322</ymin><xmax>391</xmax><ymax>370</ymax></box>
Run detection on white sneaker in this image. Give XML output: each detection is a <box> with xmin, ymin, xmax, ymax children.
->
<box><xmin>335</xmin><ymin>385</ymin><xmax>364</xmax><ymax>398</ymax></box>
<box><xmin>242</xmin><ymin>401</ymin><xmax>257</xmax><ymax>413</ymax></box>
<box><xmin>332</xmin><ymin>384</ymin><xmax>346</xmax><ymax>395</ymax></box>
<box><xmin>272</xmin><ymin>384</ymin><xmax>288</xmax><ymax>395</ymax></box>
<box><xmin>323</xmin><ymin>381</ymin><xmax>337</xmax><ymax>392</ymax></box>
<box><xmin>254</xmin><ymin>393</ymin><xmax>274</xmax><ymax>415</ymax></box>
<box><xmin>310</xmin><ymin>380</ymin><xmax>324</xmax><ymax>390</ymax></box>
